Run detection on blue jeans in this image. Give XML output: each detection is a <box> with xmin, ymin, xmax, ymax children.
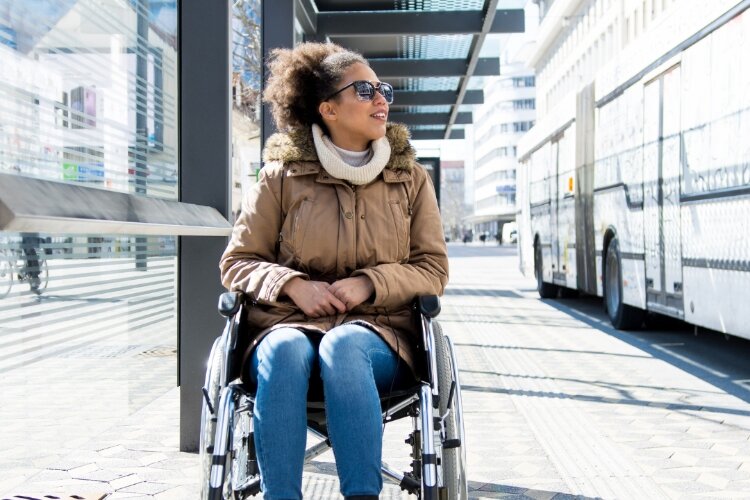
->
<box><xmin>248</xmin><ymin>324</ymin><xmax>410</xmax><ymax>500</ymax></box>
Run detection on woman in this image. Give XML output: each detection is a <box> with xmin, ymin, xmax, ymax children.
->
<box><xmin>220</xmin><ymin>42</ymin><xmax>448</xmax><ymax>500</ymax></box>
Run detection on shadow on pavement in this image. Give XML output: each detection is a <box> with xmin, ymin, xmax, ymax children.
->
<box><xmin>538</xmin><ymin>296</ymin><xmax>750</xmax><ymax>406</ymax></box>
<box><xmin>444</xmin><ymin>288</ymin><xmax>524</xmax><ymax>299</ymax></box>
<box><xmin>306</xmin><ymin>460</ymin><xmax>602</xmax><ymax>499</ymax></box>
<box><xmin>460</xmin><ymin>382</ymin><xmax>750</xmax><ymax>418</ymax></box>
<box><xmin>446</xmin><ymin>243</ymin><xmax>518</xmax><ymax>259</ymax></box>
<box><xmin>455</xmin><ymin>343</ymin><xmax>651</xmax><ymax>359</ymax></box>
<box><xmin>467</xmin><ymin>479</ymin><xmax>602</xmax><ymax>499</ymax></box>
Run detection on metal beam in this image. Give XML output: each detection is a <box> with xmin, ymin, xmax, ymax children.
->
<box><xmin>294</xmin><ymin>0</ymin><xmax>317</xmax><ymax>35</ymax></box>
<box><xmin>318</xmin><ymin>10</ymin><xmax>524</xmax><ymax>36</ymax></box>
<box><xmin>262</xmin><ymin>0</ymin><xmax>296</xmax><ymax>147</ymax></box>
<box><xmin>371</xmin><ymin>58</ymin><xmax>498</xmax><ymax>78</ymax></box>
<box><xmin>411</xmin><ymin>129</ymin><xmax>465</xmax><ymax>140</ymax></box>
<box><xmin>446</xmin><ymin>0</ymin><xmax>521</xmax><ymax>139</ymax></box>
<box><xmin>390</xmin><ymin>90</ymin><xmax>483</xmax><ymax>106</ymax></box>
<box><xmin>389</xmin><ymin>112</ymin><xmax>472</xmax><ymax>126</ymax></box>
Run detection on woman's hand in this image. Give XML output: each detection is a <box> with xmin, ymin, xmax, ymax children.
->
<box><xmin>328</xmin><ymin>276</ymin><xmax>374</xmax><ymax>311</ymax></box>
<box><xmin>282</xmin><ymin>277</ymin><xmax>347</xmax><ymax>318</ymax></box>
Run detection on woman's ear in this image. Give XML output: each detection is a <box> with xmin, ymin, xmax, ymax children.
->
<box><xmin>319</xmin><ymin>101</ymin><xmax>337</xmax><ymax>122</ymax></box>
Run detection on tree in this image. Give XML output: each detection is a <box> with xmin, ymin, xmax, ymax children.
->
<box><xmin>232</xmin><ymin>0</ymin><xmax>261</xmax><ymax>121</ymax></box>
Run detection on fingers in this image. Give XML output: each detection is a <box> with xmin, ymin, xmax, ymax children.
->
<box><xmin>300</xmin><ymin>281</ymin><xmax>347</xmax><ymax>317</ymax></box>
<box><xmin>328</xmin><ymin>278</ymin><xmax>367</xmax><ymax>312</ymax></box>
<box><xmin>326</xmin><ymin>290</ymin><xmax>348</xmax><ymax>313</ymax></box>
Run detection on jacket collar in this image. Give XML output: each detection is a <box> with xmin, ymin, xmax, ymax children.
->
<box><xmin>262</xmin><ymin>122</ymin><xmax>417</xmax><ymax>175</ymax></box>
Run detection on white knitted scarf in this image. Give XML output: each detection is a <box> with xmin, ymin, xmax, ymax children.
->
<box><xmin>311</xmin><ymin>123</ymin><xmax>391</xmax><ymax>185</ymax></box>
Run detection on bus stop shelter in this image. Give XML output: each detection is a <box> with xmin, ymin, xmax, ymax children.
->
<box><xmin>182</xmin><ymin>0</ymin><xmax>525</xmax><ymax>450</ymax></box>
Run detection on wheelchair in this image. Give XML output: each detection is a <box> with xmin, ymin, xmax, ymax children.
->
<box><xmin>199</xmin><ymin>291</ymin><xmax>467</xmax><ymax>499</ymax></box>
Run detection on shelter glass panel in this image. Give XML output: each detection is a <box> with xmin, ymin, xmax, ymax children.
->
<box><xmin>0</xmin><ymin>0</ymin><xmax>180</xmax><ymax>484</ymax></box>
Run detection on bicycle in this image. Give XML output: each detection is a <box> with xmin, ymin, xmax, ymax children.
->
<box><xmin>0</xmin><ymin>247</ymin><xmax>49</xmax><ymax>298</ymax></box>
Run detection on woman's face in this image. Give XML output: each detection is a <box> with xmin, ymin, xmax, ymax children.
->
<box><xmin>321</xmin><ymin>62</ymin><xmax>389</xmax><ymax>151</ymax></box>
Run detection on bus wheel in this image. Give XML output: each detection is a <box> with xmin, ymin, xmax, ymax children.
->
<box><xmin>535</xmin><ymin>243</ymin><xmax>558</xmax><ymax>299</ymax></box>
<box><xmin>605</xmin><ymin>238</ymin><xmax>645</xmax><ymax>329</ymax></box>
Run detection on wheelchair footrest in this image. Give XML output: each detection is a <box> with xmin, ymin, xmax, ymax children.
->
<box><xmin>234</xmin><ymin>476</ymin><xmax>261</xmax><ymax>496</ymax></box>
<box><xmin>443</xmin><ymin>438</ymin><xmax>461</xmax><ymax>449</ymax></box>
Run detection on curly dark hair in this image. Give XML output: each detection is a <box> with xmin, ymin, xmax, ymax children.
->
<box><xmin>262</xmin><ymin>42</ymin><xmax>368</xmax><ymax>132</ymax></box>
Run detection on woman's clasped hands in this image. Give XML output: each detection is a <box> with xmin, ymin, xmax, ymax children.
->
<box><xmin>283</xmin><ymin>276</ymin><xmax>374</xmax><ymax>318</ymax></box>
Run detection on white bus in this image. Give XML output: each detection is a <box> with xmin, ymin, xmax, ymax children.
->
<box><xmin>517</xmin><ymin>2</ymin><xmax>750</xmax><ymax>338</ymax></box>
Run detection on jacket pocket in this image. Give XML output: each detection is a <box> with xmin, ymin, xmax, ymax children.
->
<box><xmin>388</xmin><ymin>199</ymin><xmax>410</xmax><ymax>262</ymax></box>
<box><xmin>290</xmin><ymin>198</ymin><xmax>315</xmax><ymax>261</ymax></box>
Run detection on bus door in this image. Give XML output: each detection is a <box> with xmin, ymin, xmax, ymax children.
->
<box><xmin>643</xmin><ymin>65</ymin><xmax>684</xmax><ymax>316</ymax></box>
<box><xmin>549</xmin><ymin>140</ymin><xmax>561</xmax><ymax>282</ymax></box>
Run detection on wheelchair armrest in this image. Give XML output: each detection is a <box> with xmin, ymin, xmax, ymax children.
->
<box><xmin>417</xmin><ymin>295</ymin><xmax>441</xmax><ymax>319</ymax></box>
<box><xmin>218</xmin><ymin>291</ymin><xmax>245</xmax><ymax>318</ymax></box>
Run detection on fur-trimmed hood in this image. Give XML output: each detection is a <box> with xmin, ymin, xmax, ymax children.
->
<box><xmin>262</xmin><ymin>122</ymin><xmax>416</xmax><ymax>172</ymax></box>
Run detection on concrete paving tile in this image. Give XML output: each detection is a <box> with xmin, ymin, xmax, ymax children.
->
<box><xmin>668</xmin><ymin>452</ymin><xmax>700</xmax><ymax>466</ymax></box>
<box><xmin>697</xmin><ymin>472</ymin><xmax>730</xmax><ymax>490</ymax></box>
<box><xmin>98</xmin><ymin>444</ymin><xmax>128</xmax><ymax>457</ymax></box>
<box><xmin>108</xmin><ymin>467</ymin><xmax>175</xmax><ymax>483</ymax></box>
<box><xmin>707</xmin><ymin>491</ymin><xmax>750</xmax><ymax>499</ymax></box>
<box><xmin>71</xmin><ymin>468</ymin><xmax>128</xmax><ymax>482</ymax></box>
<box><xmin>153</xmin><ymin>484</ymin><xmax>199</xmax><ymax>499</ymax></box>
<box><xmin>105</xmin><ymin>492</ymin><xmax>152</xmax><ymax>499</ymax></box>
<box><xmin>118</xmin><ymin>481</ymin><xmax>172</xmax><ymax>495</ymax></box>
<box><xmin>47</xmin><ymin>459</ymin><xmax>94</xmax><ymax>471</ymax></box>
<box><xmin>136</xmin><ymin>453</ymin><xmax>170</xmax><ymax>467</ymax></box>
<box><xmin>68</xmin><ymin>461</ymin><xmax>102</xmax><ymax>475</ymax></box>
<box><xmin>109</xmin><ymin>473</ymin><xmax>144</xmax><ymax>490</ymax></box>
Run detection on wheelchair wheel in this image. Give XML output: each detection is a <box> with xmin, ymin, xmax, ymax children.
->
<box><xmin>433</xmin><ymin>322</ymin><xmax>469</xmax><ymax>499</ymax></box>
<box><xmin>200</xmin><ymin>337</ymin><xmax>224</xmax><ymax>500</ymax></box>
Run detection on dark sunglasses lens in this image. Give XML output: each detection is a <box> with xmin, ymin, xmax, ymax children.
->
<box><xmin>353</xmin><ymin>81</ymin><xmax>376</xmax><ymax>100</ymax></box>
<box><xmin>379</xmin><ymin>83</ymin><xmax>394</xmax><ymax>103</ymax></box>
<box><xmin>352</xmin><ymin>81</ymin><xmax>393</xmax><ymax>103</ymax></box>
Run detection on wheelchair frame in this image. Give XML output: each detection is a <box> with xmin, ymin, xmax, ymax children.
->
<box><xmin>200</xmin><ymin>291</ymin><xmax>467</xmax><ymax>499</ymax></box>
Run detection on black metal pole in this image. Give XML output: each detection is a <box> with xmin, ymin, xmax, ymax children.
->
<box><xmin>179</xmin><ymin>0</ymin><xmax>232</xmax><ymax>452</ymax></box>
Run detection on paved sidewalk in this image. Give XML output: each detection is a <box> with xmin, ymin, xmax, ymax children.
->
<box><xmin>4</xmin><ymin>244</ymin><xmax>750</xmax><ymax>498</ymax></box>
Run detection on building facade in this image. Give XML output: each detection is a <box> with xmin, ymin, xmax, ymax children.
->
<box><xmin>466</xmin><ymin>4</ymin><xmax>538</xmax><ymax>243</ymax></box>
<box><xmin>469</xmin><ymin>68</ymin><xmax>535</xmax><ymax>241</ymax></box>
<box><xmin>439</xmin><ymin>160</ymin><xmax>470</xmax><ymax>241</ymax></box>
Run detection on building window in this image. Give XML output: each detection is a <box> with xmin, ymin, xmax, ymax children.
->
<box><xmin>512</xmin><ymin>76</ymin><xmax>536</xmax><ymax>87</ymax></box>
<box><xmin>513</xmin><ymin>99</ymin><xmax>536</xmax><ymax>110</ymax></box>
<box><xmin>514</xmin><ymin>121</ymin><xmax>534</xmax><ymax>133</ymax></box>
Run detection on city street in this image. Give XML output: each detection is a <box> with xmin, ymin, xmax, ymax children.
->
<box><xmin>4</xmin><ymin>243</ymin><xmax>750</xmax><ymax>498</ymax></box>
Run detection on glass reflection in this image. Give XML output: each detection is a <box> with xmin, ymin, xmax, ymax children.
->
<box><xmin>0</xmin><ymin>0</ymin><xmax>179</xmax><ymax>199</ymax></box>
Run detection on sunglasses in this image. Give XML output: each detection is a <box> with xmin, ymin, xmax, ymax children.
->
<box><xmin>325</xmin><ymin>80</ymin><xmax>394</xmax><ymax>104</ymax></box>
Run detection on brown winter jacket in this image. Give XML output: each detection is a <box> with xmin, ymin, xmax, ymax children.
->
<box><xmin>219</xmin><ymin>123</ymin><xmax>449</xmax><ymax>376</ymax></box>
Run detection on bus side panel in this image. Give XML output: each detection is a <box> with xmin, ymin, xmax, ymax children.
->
<box><xmin>680</xmin><ymin>14</ymin><xmax>750</xmax><ymax>340</ymax></box>
<box><xmin>593</xmin><ymin>86</ymin><xmax>647</xmax><ymax>308</ymax></box>
<box><xmin>682</xmin><ymin>201</ymin><xmax>750</xmax><ymax>339</ymax></box>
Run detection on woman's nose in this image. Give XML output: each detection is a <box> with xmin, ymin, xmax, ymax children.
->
<box><xmin>372</xmin><ymin>89</ymin><xmax>387</xmax><ymax>106</ymax></box>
